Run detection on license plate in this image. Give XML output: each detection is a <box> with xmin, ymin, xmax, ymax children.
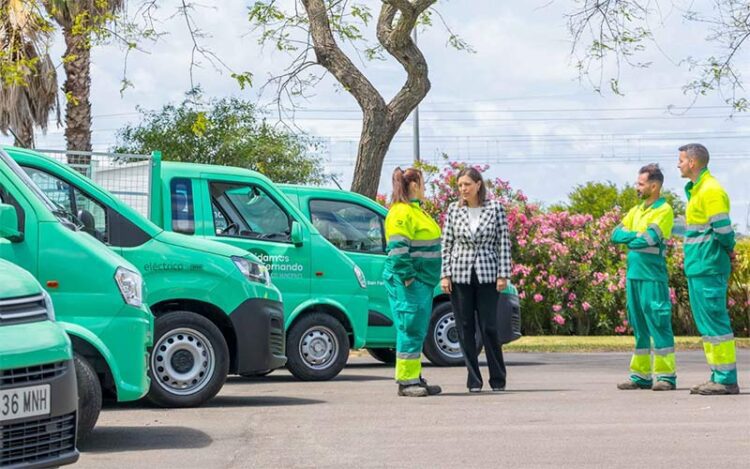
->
<box><xmin>0</xmin><ymin>384</ymin><xmax>50</xmax><ymax>422</ymax></box>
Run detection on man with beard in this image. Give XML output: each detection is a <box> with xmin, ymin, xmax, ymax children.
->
<box><xmin>612</xmin><ymin>164</ymin><xmax>677</xmax><ymax>391</ymax></box>
<box><xmin>678</xmin><ymin>143</ymin><xmax>739</xmax><ymax>395</ymax></box>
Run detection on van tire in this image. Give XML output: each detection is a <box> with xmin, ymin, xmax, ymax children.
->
<box><xmin>286</xmin><ymin>313</ymin><xmax>350</xmax><ymax>381</ymax></box>
<box><xmin>423</xmin><ymin>302</ymin><xmax>465</xmax><ymax>367</ymax></box>
<box><xmin>367</xmin><ymin>348</ymin><xmax>396</xmax><ymax>364</ymax></box>
<box><xmin>74</xmin><ymin>354</ymin><xmax>102</xmax><ymax>444</ymax></box>
<box><xmin>147</xmin><ymin>311</ymin><xmax>229</xmax><ymax>408</ymax></box>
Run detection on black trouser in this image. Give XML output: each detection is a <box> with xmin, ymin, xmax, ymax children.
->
<box><xmin>450</xmin><ymin>270</ymin><xmax>507</xmax><ymax>389</ymax></box>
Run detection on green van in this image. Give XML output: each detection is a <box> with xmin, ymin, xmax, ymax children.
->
<box><xmin>151</xmin><ymin>162</ymin><xmax>369</xmax><ymax>381</ymax></box>
<box><xmin>7</xmin><ymin>147</ymin><xmax>287</xmax><ymax>408</ymax></box>
<box><xmin>0</xmin><ymin>259</ymin><xmax>79</xmax><ymax>467</ymax></box>
<box><xmin>0</xmin><ymin>147</ymin><xmax>152</xmax><ymax>441</ymax></box>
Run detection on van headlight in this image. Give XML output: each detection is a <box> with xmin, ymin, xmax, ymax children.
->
<box><xmin>115</xmin><ymin>267</ymin><xmax>144</xmax><ymax>307</ymax></box>
<box><xmin>41</xmin><ymin>289</ymin><xmax>55</xmax><ymax>321</ymax></box>
<box><xmin>232</xmin><ymin>256</ymin><xmax>271</xmax><ymax>285</ymax></box>
<box><xmin>354</xmin><ymin>265</ymin><xmax>367</xmax><ymax>289</ymax></box>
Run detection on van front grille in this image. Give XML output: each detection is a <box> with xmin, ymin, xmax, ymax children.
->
<box><xmin>0</xmin><ymin>361</ymin><xmax>67</xmax><ymax>388</ymax></box>
<box><xmin>0</xmin><ymin>294</ymin><xmax>47</xmax><ymax>326</ymax></box>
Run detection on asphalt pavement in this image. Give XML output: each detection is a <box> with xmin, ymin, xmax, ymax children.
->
<box><xmin>76</xmin><ymin>350</ymin><xmax>750</xmax><ymax>468</ymax></box>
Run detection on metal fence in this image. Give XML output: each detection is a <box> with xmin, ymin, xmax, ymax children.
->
<box><xmin>35</xmin><ymin>149</ymin><xmax>154</xmax><ymax>218</ymax></box>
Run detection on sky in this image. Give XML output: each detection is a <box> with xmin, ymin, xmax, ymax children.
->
<box><xmin>3</xmin><ymin>0</ymin><xmax>750</xmax><ymax>231</ymax></box>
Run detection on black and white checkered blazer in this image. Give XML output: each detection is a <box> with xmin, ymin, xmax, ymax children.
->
<box><xmin>440</xmin><ymin>199</ymin><xmax>513</xmax><ymax>284</ymax></box>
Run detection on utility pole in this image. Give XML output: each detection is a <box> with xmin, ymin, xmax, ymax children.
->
<box><xmin>412</xmin><ymin>27</ymin><xmax>421</xmax><ymax>163</ymax></box>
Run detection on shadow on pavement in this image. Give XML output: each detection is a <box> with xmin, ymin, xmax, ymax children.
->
<box><xmin>227</xmin><ymin>373</ymin><xmax>390</xmax><ymax>383</ymax></box>
<box><xmin>438</xmin><ymin>389</ymin><xmax>573</xmax><ymax>397</ymax></box>
<box><xmin>80</xmin><ymin>425</ymin><xmax>211</xmax><ymax>453</ymax></box>
<box><xmin>204</xmin><ymin>395</ymin><xmax>325</xmax><ymax>407</ymax></box>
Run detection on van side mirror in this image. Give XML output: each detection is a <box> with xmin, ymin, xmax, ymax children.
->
<box><xmin>290</xmin><ymin>221</ymin><xmax>303</xmax><ymax>246</ymax></box>
<box><xmin>0</xmin><ymin>203</ymin><xmax>23</xmax><ymax>242</ymax></box>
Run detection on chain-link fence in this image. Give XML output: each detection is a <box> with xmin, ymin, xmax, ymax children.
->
<box><xmin>35</xmin><ymin>150</ymin><xmax>154</xmax><ymax>218</ymax></box>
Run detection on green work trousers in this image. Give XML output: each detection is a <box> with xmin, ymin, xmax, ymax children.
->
<box><xmin>626</xmin><ymin>279</ymin><xmax>676</xmax><ymax>386</ymax></box>
<box><xmin>688</xmin><ymin>274</ymin><xmax>738</xmax><ymax>385</ymax></box>
<box><xmin>384</xmin><ymin>277</ymin><xmax>432</xmax><ymax>385</ymax></box>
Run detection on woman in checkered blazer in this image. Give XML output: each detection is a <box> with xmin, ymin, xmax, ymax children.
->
<box><xmin>440</xmin><ymin>167</ymin><xmax>513</xmax><ymax>392</ymax></box>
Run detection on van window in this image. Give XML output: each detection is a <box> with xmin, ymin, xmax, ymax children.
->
<box><xmin>210</xmin><ymin>182</ymin><xmax>291</xmax><ymax>242</ymax></box>
<box><xmin>309</xmin><ymin>199</ymin><xmax>385</xmax><ymax>254</ymax></box>
<box><xmin>170</xmin><ymin>178</ymin><xmax>195</xmax><ymax>235</ymax></box>
<box><xmin>24</xmin><ymin>167</ymin><xmax>108</xmax><ymax>242</ymax></box>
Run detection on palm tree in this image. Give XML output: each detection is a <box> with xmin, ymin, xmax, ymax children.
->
<box><xmin>43</xmin><ymin>0</ymin><xmax>123</xmax><ymax>161</ymax></box>
<box><xmin>0</xmin><ymin>0</ymin><xmax>58</xmax><ymax>148</ymax></box>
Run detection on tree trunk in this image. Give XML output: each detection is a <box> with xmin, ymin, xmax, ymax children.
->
<box><xmin>14</xmin><ymin>119</ymin><xmax>34</xmax><ymax>148</ymax></box>
<box><xmin>299</xmin><ymin>0</ymin><xmax>433</xmax><ymax>199</ymax></box>
<box><xmin>62</xmin><ymin>25</ymin><xmax>92</xmax><ymax>167</ymax></box>
<box><xmin>350</xmin><ymin>109</ymin><xmax>400</xmax><ymax>198</ymax></box>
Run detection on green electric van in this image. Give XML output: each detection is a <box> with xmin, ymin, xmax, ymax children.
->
<box><xmin>0</xmin><ymin>147</ymin><xmax>152</xmax><ymax>441</ymax></box>
<box><xmin>153</xmin><ymin>162</ymin><xmax>372</xmax><ymax>381</ymax></box>
<box><xmin>6</xmin><ymin>147</ymin><xmax>287</xmax><ymax>408</ymax></box>
<box><xmin>0</xmin><ymin>259</ymin><xmax>79</xmax><ymax>467</ymax></box>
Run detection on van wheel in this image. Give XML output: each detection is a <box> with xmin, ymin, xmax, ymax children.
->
<box><xmin>74</xmin><ymin>354</ymin><xmax>102</xmax><ymax>444</ymax></box>
<box><xmin>147</xmin><ymin>311</ymin><xmax>229</xmax><ymax>407</ymax></box>
<box><xmin>367</xmin><ymin>348</ymin><xmax>396</xmax><ymax>364</ymax></box>
<box><xmin>423</xmin><ymin>302</ymin><xmax>465</xmax><ymax>367</ymax></box>
<box><xmin>286</xmin><ymin>313</ymin><xmax>350</xmax><ymax>381</ymax></box>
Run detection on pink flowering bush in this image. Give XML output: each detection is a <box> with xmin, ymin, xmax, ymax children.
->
<box><xmin>417</xmin><ymin>159</ymin><xmax>750</xmax><ymax>336</ymax></box>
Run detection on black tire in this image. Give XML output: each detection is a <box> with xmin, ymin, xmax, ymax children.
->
<box><xmin>286</xmin><ymin>312</ymin><xmax>350</xmax><ymax>381</ymax></box>
<box><xmin>367</xmin><ymin>348</ymin><xmax>396</xmax><ymax>364</ymax></box>
<box><xmin>74</xmin><ymin>354</ymin><xmax>102</xmax><ymax>444</ymax></box>
<box><xmin>147</xmin><ymin>311</ymin><xmax>229</xmax><ymax>408</ymax></box>
<box><xmin>423</xmin><ymin>302</ymin><xmax>466</xmax><ymax>367</ymax></box>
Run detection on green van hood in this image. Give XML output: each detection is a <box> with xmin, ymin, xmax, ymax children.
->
<box><xmin>155</xmin><ymin>230</ymin><xmax>264</xmax><ymax>263</ymax></box>
<box><xmin>0</xmin><ymin>258</ymin><xmax>43</xmax><ymax>298</ymax></box>
<box><xmin>0</xmin><ymin>321</ymin><xmax>72</xmax><ymax>370</ymax></box>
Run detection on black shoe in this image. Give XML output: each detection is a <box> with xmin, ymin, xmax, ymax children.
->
<box><xmin>419</xmin><ymin>377</ymin><xmax>442</xmax><ymax>395</ymax></box>
<box><xmin>468</xmin><ymin>387</ymin><xmax>482</xmax><ymax>393</ymax></box>
<box><xmin>491</xmin><ymin>386</ymin><xmax>505</xmax><ymax>392</ymax></box>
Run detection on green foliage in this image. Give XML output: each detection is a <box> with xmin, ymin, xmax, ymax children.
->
<box><xmin>565</xmin><ymin>181</ymin><xmax>685</xmax><ymax>218</ymax></box>
<box><xmin>114</xmin><ymin>93</ymin><xmax>326</xmax><ymax>185</ymax></box>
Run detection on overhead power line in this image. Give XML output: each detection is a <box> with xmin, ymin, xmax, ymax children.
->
<box><xmin>289</xmin><ymin>105</ymin><xmax>733</xmax><ymax>114</ymax></box>
<box><xmin>285</xmin><ymin>114</ymin><xmax>750</xmax><ymax>122</ymax></box>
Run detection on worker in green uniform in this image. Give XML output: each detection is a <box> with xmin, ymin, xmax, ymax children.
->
<box><xmin>678</xmin><ymin>143</ymin><xmax>740</xmax><ymax>395</ymax></box>
<box><xmin>384</xmin><ymin>167</ymin><xmax>443</xmax><ymax>397</ymax></box>
<box><xmin>612</xmin><ymin>164</ymin><xmax>677</xmax><ymax>391</ymax></box>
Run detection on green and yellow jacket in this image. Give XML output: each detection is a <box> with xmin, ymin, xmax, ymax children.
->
<box><xmin>684</xmin><ymin>168</ymin><xmax>736</xmax><ymax>277</ymax></box>
<box><xmin>611</xmin><ymin>197</ymin><xmax>674</xmax><ymax>282</ymax></box>
<box><xmin>384</xmin><ymin>200</ymin><xmax>442</xmax><ymax>287</ymax></box>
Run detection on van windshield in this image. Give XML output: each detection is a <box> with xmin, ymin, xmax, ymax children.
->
<box><xmin>0</xmin><ymin>149</ymin><xmax>83</xmax><ymax>231</ymax></box>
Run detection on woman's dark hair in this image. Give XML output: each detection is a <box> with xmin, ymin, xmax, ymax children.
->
<box><xmin>391</xmin><ymin>167</ymin><xmax>423</xmax><ymax>204</ymax></box>
<box><xmin>457</xmin><ymin>167</ymin><xmax>487</xmax><ymax>206</ymax></box>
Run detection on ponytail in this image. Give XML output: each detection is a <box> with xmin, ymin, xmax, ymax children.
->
<box><xmin>391</xmin><ymin>166</ymin><xmax>423</xmax><ymax>204</ymax></box>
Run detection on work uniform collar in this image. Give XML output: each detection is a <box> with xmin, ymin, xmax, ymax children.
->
<box><xmin>642</xmin><ymin>197</ymin><xmax>666</xmax><ymax>211</ymax></box>
<box><xmin>685</xmin><ymin>168</ymin><xmax>710</xmax><ymax>200</ymax></box>
<box><xmin>409</xmin><ymin>199</ymin><xmax>422</xmax><ymax>207</ymax></box>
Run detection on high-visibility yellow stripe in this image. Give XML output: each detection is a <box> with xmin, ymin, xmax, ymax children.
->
<box><xmin>703</xmin><ymin>339</ymin><xmax>737</xmax><ymax>366</ymax></box>
<box><xmin>630</xmin><ymin>354</ymin><xmax>651</xmax><ymax>375</ymax></box>
<box><xmin>653</xmin><ymin>353</ymin><xmax>676</xmax><ymax>376</ymax></box>
<box><xmin>395</xmin><ymin>358</ymin><xmax>422</xmax><ymax>384</ymax></box>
